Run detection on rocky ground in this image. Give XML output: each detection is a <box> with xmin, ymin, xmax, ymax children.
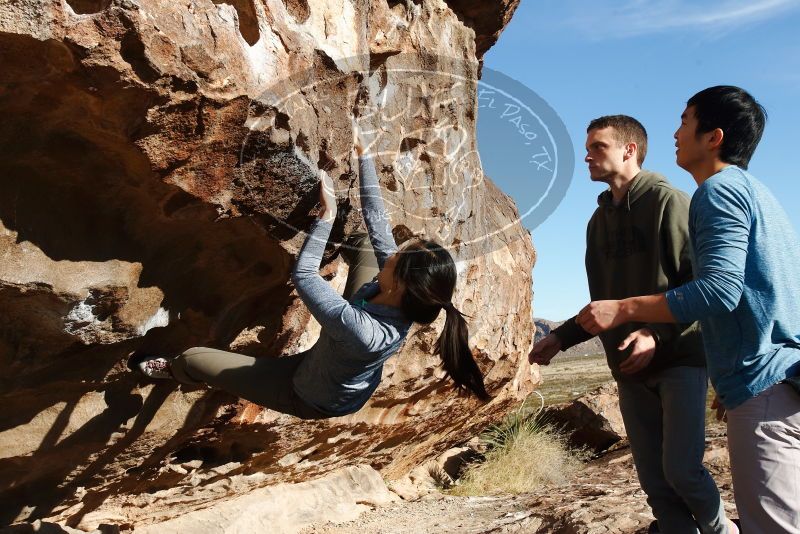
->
<box><xmin>303</xmin><ymin>355</ymin><xmax>736</xmax><ymax>534</ymax></box>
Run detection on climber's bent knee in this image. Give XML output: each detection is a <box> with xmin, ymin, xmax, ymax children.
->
<box><xmin>171</xmin><ymin>346</ymin><xmax>243</xmax><ymax>385</ymax></box>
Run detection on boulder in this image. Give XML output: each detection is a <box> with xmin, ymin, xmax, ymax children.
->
<box><xmin>541</xmin><ymin>382</ymin><xmax>626</xmax><ymax>453</ymax></box>
<box><xmin>0</xmin><ymin>0</ymin><xmax>533</xmax><ymax>530</ymax></box>
<box><xmin>387</xmin><ymin>443</ymin><xmax>481</xmax><ymax>500</ymax></box>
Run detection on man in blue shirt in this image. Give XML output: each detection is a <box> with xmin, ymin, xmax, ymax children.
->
<box><xmin>577</xmin><ymin>86</ymin><xmax>800</xmax><ymax>533</ymax></box>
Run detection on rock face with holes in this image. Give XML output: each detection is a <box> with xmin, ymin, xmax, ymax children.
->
<box><xmin>0</xmin><ymin>0</ymin><xmax>531</xmax><ymax>530</ymax></box>
<box><xmin>542</xmin><ymin>382</ymin><xmax>626</xmax><ymax>454</ymax></box>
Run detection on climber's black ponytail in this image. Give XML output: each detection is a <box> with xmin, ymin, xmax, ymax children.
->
<box><xmin>393</xmin><ymin>241</ymin><xmax>490</xmax><ymax>401</ymax></box>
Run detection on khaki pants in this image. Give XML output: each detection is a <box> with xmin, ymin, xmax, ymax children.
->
<box><xmin>340</xmin><ymin>232</ymin><xmax>381</xmax><ymax>301</ymax></box>
<box><xmin>171</xmin><ymin>347</ymin><xmax>327</xmax><ymax>419</ymax></box>
<box><xmin>727</xmin><ymin>382</ymin><xmax>800</xmax><ymax>534</ymax></box>
<box><xmin>170</xmin><ymin>233</ymin><xmax>381</xmax><ymax>419</ymax></box>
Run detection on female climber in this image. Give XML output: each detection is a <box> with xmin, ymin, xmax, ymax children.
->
<box><xmin>130</xmin><ymin>124</ymin><xmax>490</xmax><ymax>418</ymax></box>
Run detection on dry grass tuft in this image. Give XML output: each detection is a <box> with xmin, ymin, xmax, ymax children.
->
<box><xmin>450</xmin><ymin>415</ymin><xmax>586</xmax><ymax>496</ymax></box>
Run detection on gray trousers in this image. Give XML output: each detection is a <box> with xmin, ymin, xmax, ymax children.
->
<box><xmin>170</xmin><ymin>233</ymin><xmax>381</xmax><ymax>419</ymax></box>
<box><xmin>726</xmin><ymin>381</ymin><xmax>800</xmax><ymax>534</ymax></box>
<box><xmin>617</xmin><ymin>366</ymin><xmax>729</xmax><ymax>534</ymax></box>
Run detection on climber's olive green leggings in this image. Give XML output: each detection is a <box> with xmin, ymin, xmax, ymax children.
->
<box><xmin>170</xmin><ymin>233</ymin><xmax>380</xmax><ymax>419</ymax></box>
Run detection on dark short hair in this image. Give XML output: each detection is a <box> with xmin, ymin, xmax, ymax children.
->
<box><xmin>686</xmin><ymin>86</ymin><xmax>767</xmax><ymax>169</ymax></box>
<box><xmin>587</xmin><ymin>115</ymin><xmax>648</xmax><ymax>166</ymax></box>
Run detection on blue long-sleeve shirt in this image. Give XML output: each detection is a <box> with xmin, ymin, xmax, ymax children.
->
<box><xmin>665</xmin><ymin>166</ymin><xmax>800</xmax><ymax>409</ymax></box>
<box><xmin>290</xmin><ymin>155</ymin><xmax>412</xmax><ymax>416</ymax></box>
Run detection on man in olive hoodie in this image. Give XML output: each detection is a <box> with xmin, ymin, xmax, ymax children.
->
<box><xmin>530</xmin><ymin>116</ymin><xmax>733</xmax><ymax>534</ymax></box>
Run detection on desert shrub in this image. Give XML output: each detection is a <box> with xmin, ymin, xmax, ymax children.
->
<box><xmin>450</xmin><ymin>410</ymin><xmax>586</xmax><ymax>495</ymax></box>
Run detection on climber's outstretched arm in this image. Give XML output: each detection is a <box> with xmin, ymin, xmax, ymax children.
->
<box><xmin>290</xmin><ymin>170</ymin><xmax>375</xmax><ymax>346</ymax></box>
<box><xmin>353</xmin><ymin>121</ymin><xmax>397</xmax><ymax>269</ymax></box>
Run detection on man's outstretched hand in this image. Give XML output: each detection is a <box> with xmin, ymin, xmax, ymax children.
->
<box><xmin>577</xmin><ymin>300</ymin><xmax>625</xmax><ymax>335</ymax></box>
<box><xmin>529</xmin><ymin>333</ymin><xmax>562</xmax><ymax>366</ymax></box>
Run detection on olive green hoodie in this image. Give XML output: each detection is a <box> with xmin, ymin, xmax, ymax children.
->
<box><xmin>553</xmin><ymin>170</ymin><xmax>705</xmax><ymax>380</ymax></box>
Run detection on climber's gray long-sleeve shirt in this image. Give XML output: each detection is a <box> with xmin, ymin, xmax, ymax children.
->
<box><xmin>290</xmin><ymin>155</ymin><xmax>412</xmax><ymax>416</ymax></box>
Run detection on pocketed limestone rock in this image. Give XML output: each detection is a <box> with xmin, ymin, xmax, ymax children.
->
<box><xmin>541</xmin><ymin>382</ymin><xmax>626</xmax><ymax>454</ymax></box>
<box><xmin>0</xmin><ymin>0</ymin><xmax>533</xmax><ymax>531</ymax></box>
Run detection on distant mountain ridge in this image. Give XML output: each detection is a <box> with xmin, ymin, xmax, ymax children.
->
<box><xmin>533</xmin><ymin>318</ymin><xmax>605</xmax><ymax>359</ymax></box>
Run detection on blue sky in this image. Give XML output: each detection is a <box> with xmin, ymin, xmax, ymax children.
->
<box><xmin>480</xmin><ymin>0</ymin><xmax>800</xmax><ymax>321</ymax></box>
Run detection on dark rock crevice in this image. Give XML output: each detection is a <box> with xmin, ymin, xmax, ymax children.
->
<box><xmin>212</xmin><ymin>0</ymin><xmax>261</xmax><ymax>46</ymax></box>
<box><xmin>65</xmin><ymin>0</ymin><xmax>113</xmax><ymax>15</ymax></box>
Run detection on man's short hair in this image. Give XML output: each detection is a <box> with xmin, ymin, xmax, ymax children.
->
<box><xmin>587</xmin><ymin>115</ymin><xmax>648</xmax><ymax>166</ymax></box>
<box><xmin>687</xmin><ymin>86</ymin><xmax>767</xmax><ymax>170</ymax></box>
